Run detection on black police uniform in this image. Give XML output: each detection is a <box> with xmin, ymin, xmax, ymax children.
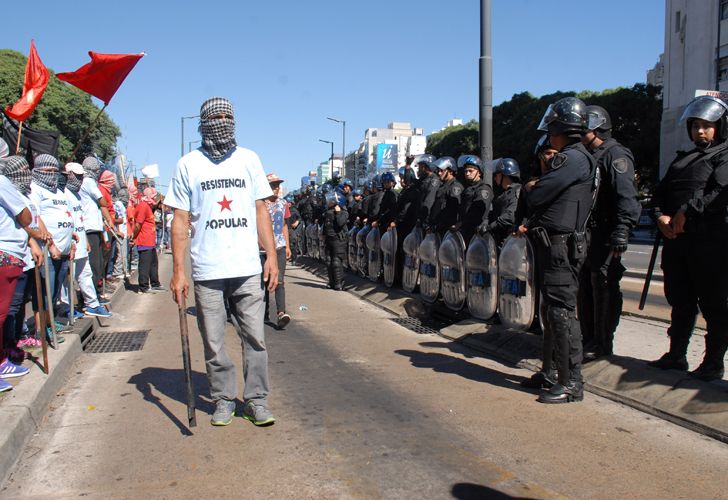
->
<box><xmin>324</xmin><ymin>205</ymin><xmax>349</xmax><ymax>290</ymax></box>
<box><xmin>459</xmin><ymin>178</ymin><xmax>493</xmax><ymax>246</ymax></box>
<box><xmin>297</xmin><ymin>194</ymin><xmax>315</xmax><ymax>225</ymax></box>
<box><xmin>578</xmin><ymin>138</ymin><xmax>640</xmax><ymax>358</ymax></box>
<box><xmin>373</xmin><ymin>187</ymin><xmax>399</xmax><ymax>229</ymax></box>
<box><xmin>418</xmin><ymin>173</ymin><xmax>441</xmax><ymax>223</ymax></box>
<box><xmin>487</xmin><ymin>183</ymin><xmax>521</xmax><ymax>248</ymax></box>
<box><xmin>429</xmin><ymin>177</ymin><xmax>463</xmax><ymax>237</ymax></box>
<box><xmin>525</xmin><ymin>141</ymin><xmax>596</xmax><ymax>401</ymax></box>
<box><xmin>651</xmin><ymin>141</ymin><xmax>728</xmax><ymax>378</ymax></box>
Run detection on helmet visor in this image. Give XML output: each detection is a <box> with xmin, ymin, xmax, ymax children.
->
<box><xmin>537</xmin><ymin>104</ymin><xmax>558</xmax><ymax>132</ymax></box>
<box><xmin>586</xmin><ymin>111</ymin><xmax>607</xmax><ymax>131</ymax></box>
<box><xmin>680</xmin><ymin>96</ymin><xmax>728</xmax><ymax>124</ymax></box>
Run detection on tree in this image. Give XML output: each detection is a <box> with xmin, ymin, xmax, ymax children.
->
<box><xmin>426</xmin><ymin>84</ymin><xmax>662</xmax><ymax>191</ymax></box>
<box><xmin>0</xmin><ymin>49</ymin><xmax>120</xmax><ymax>162</ymax></box>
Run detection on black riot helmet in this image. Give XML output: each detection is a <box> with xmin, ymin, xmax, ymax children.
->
<box><xmin>533</xmin><ymin>134</ymin><xmax>551</xmax><ymax>155</ymax></box>
<box><xmin>585</xmin><ymin>105</ymin><xmax>612</xmax><ymax>139</ymax></box>
<box><xmin>680</xmin><ymin>95</ymin><xmax>728</xmax><ymax>143</ymax></box>
<box><xmin>494</xmin><ymin>158</ymin><xmax>521</xmax><ymax>180</ymax></box>
<box><xmin>537</xmin><ymin>96</ymin><xmax>588</xmax><ymax>138</ymax></box>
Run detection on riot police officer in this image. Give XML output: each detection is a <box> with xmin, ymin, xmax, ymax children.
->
<box><xmin>429</xmin><ymin>156</ymin><xmax>463</xmax><ymax>237</ymax></box>
<box><xmin>648</xmin><ymin>95</ymin><xmax>728</xmax><ymax>381</ymax></box>
<box><xmin>455</xmin><ymin>155</ymin><xmax>493</xmax><ymax>245</ymax></box>
<box><xmin>371</xmin><ymin>172</ymin><xmax>398</xmax><ymax>229</ymax></box>
<box><xmin>323</xmin><ymin>190</ymin><xmax>349</xmax><ymax>290</ymax></box>
<box><xmin>487</xmin><ymin>158</ymin><xmax>521</xmax><ymax>248</ymax></box>
<box><xmin>349</xmin><ymin>187</ymin><xmax>364</xmax><ymax>226</ymax></box>
<box><xmin>521</xmin><ymin>96</ymin><xmax>597</xmax><ymax>404</ymax></box>
<box><xmin>416</xmin><ymin>154</ymin><xmax>441</xmax><ymax>225</ymax></box>
<box><xmin>578</xmin><ymin>105</ymin><xmax>641</xmax><ymax>361</ymax></box>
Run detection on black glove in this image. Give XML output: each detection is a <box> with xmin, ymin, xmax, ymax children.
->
<box><xmin>477</xmin><ymin>222</ymin><xmax>489</xmax><ymax>236</ymax></box>
<box><xmin>451</xmin><ymin>222</ymin><xmax>462</xmax><ymax>232</ymax></box>
<box><xmin>609</xmin><ymin>226</ymin><xmax>630</xmax><ymax>253</ymax></box>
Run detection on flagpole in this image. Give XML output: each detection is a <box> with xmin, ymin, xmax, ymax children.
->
<box><xmin>15</xmin><ymin>122</ymin><xmax>23</xmax><ymax>154</ymax></box>
<box><xmin>68</xmin><ymin>104</ymin><xmax>107</xmax><ymax>162</ymax></box>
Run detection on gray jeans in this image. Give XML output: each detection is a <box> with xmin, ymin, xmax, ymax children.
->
<box><xmin>194</xmin><ymin>275</ymin><xmax>269</xmax><ymax>404</ymax></box>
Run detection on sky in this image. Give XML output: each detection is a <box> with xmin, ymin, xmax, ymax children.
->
<box><xmin>3</xmin><ymin>0</ymin><xmax>664</xmax><ymax>191</ymax></box>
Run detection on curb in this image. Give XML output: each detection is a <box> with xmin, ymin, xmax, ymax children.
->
<box><xmin>295</xmin><ymin>257</ymin><xmax>728</xmax><ymax>444</ymax></box>
<box><xmin>0</xmin><ymin>322</ymin><xmax>92</xmax><ymax>486</ymax></box>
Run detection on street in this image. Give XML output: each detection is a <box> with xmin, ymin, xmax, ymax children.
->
<box><xmin>2</xmin><ymin>255</ymin><xmax>727</xmax><ymax>499</ymax></box>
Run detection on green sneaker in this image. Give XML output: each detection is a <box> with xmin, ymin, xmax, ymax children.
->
<box><xmin>211</xmin><ymin>399</ymin><xmax>235</xmax><ymax>426</ymax></box>
<box><xmin>242</xmin><ymin>400</ymin><xmax>275</xmax><ymax>426</ymax></box>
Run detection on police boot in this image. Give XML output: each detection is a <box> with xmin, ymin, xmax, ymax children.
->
<box><xmin>521</xmin><ymin>370</ymin><xmax>557</xmax><ymax>389</ymax></box>
<box><xmin>538</xmin><ymin>309</ymin><xmax>583</xmax><ymax>404</ymax></box>
<box><xmin>647</xmin><ymin>335</ymin><xmax>689</xmax><ymax>371</ymax></box>
<box><xmin>690</xmin><ymin>335</ymin><xmax>726</xmax><ymax>381</ymax></box>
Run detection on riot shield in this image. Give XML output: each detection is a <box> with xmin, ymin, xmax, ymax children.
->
<box><xmin>366</xmin><ymin>225</ymin><xmax>382</xmax><ymax>281</ymax></box>
<box><xmin>465</xmin><ymin>233</ymin><xmax>499</xmax><ymax>320</ymax></box>
<box><xmin>401</xmin><ymin>226</ymin><xmax>423</xmax><ymax>293</ymax></box>
<box><xmin>356</xmin><ymin>224</ymin><xmax>371</xmax><ymax>277</ymax></box>
<box><xmin>418</xmin><ymin>232</ymin><xmax>441</xmax><ymax>304</ymax></box>
<box><xmin>439</xmin><ymin>230</ymin><xmax>467</xmax><ymax>310</ymax></box>
<box><xmin>317</xmin><ymin>224</ymin><xmax>326</xmax><ymax>261</ymax></box>
<box><xmin>381</xmin><ymin>227</ymin><xmax>398</xmax><ymax>287</ymax></box>
<box><xmin>305</xmin><ymin>224</ymin><xmax>316</xmax><ymax>257</ymax></box>
<box><xmin>497</xmin><ymin>235</ymin><xmax>536</xmax><ymax>331</ymax></box>
<box><xmin>347</xmin><ymin>226</ymin><xmax>359</xmax><ymax>273</ymax></box>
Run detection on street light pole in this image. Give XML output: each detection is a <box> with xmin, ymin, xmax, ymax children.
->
<box><xmin>180</xmin><ymin>115</ymin><xmax>200</xmax><ymax>158</ymax></box>
<box><xmin>318</xmin><ymin>139</ymin><xmax>334</xmax><ymax>182</ymax></box>
<box><xmin>479</xmin><ymin>0</ymin><xmax>493</xmax><ymax>187</ymax></box>
<box><xmin>327</xmin><ymin>117</ymin><xmax>346</xmax><ymax>181</ymax></box>
<box><xmin>188</xmin><ymin>140</ymin><xmax>201</xmax><ymax>152</ymax></box>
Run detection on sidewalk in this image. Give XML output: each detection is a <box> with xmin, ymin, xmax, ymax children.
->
<box><xmin>296</xmin><ymin>257</ymin><xmax>728</xmax><ymax>444</ymax></box>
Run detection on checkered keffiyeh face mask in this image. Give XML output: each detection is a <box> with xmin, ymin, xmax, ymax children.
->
<box><xmin>1</xmin><ymin>156</ymin><xmax>32</xmax><ymax>195</ymax></box>
<box><xmin>199</xmin><ymin>97</ymin><xmax>237</xmax><ymax>161</ymax></box>
<box><xmin>66</xmin><ymin>172</ymin><xmax>83</xmax><ymax>193</ymax></box>
<box><xmin>82</xmin><ymin>156</ymin><xmax>101</xmax><ymax>180</ymax></box>
<box><xmin>32</xmin><ymin>154</ymin><xmax>59</xmax><ymax>192</ymax></box>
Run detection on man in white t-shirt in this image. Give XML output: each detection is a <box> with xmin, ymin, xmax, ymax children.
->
<box><xmin>166</xmin><ymin>97</ymin><xmax>278</xmax><ymax>427</ymax></box>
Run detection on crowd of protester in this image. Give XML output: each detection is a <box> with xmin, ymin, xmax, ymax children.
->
<box><xmin>0</xmin><ymin>139</ymin><xmax>166</xmax><ymax>393</ymax></box>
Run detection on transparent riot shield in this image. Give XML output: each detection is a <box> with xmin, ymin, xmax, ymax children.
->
<box><xmin>366</xmin><ymin>225</ymin><xmax>382</xmax><ymax>281</ymax></box>
<box><xmin>439</xmin><ymin>230</ymin><xmax>467</xmax><ymax>310</ymax></box>
<box><xmin>305</xmin><ymin>224</ymin><xmax>316</xmax><ymax>257</ymax></box>
<box><xmin>418</xmin><ymin>232</ymin><xmax>441</xmax><ymax>304</ymax></box>
<box><xmin>497</xmin><ymin>235</ymin><xmax>536</xmax><ymax>331</ymax></box>
<box><xmin>381</xmin><ymin>227</ymin><xmax>398</xmax><ymax>287</ymax></box>
<box><xmin>317</xmin><ymin>224</ymin><xmax>326</xmax><ymax>261</ymax></box>
<box><xmin>347</xmin><ymin>226</ymin><xmax>359</xmax><ymax>273</ymax></box>
<box><xmin>356</xmin><ymin>224</ymin><xmax>371</xmax><ymax>277</ymax></box>
<box><xmin>401</xmin><ymin>226</ymin><xmax>423</xmax><ymax>293</ymax></box>
<box><xmin>465</xmin><ymin>233</ymin><xmax>499</xmax><ymax>320</ymax></box>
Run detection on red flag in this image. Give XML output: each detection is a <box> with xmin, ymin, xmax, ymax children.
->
<box><xmin>5</xmin><ymin>40</ymin><xmax>50</xmax><ymax>122</ymax></box>
<box><xmin>57</xmin><ymin>52</ymin><xmax>145</xmax><ymax>105</ymax></box>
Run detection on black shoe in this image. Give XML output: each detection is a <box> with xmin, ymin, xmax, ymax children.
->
<box><xmin>647</xmin><ymin>353</ymin><xmax>689</xmax><ymax>371</ymax></box>
<box><xmin>538</xmin><ymin>381</ymin><xmax>584</xmax><ymax>404</ymax></box>
<box><xmin>690</xmin><ymin>360</ymin><xmax>725</xmax><ymax>381</ymax></box>
<box><xmin>521</xmin><ymin>371</ymin><xmax>556</xmax><ymax>389</ymax></box>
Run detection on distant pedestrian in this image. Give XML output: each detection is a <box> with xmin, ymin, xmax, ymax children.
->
<box><xmin>262</xmin><ymin>173</ymin><xmax>291</xmax><ymax>329</ymax></box>
<box><xmin>131</xmin><ymin>187</ymin><xmax>164</xmax><ymax>293</ymax></box>
<box><xmin>166</xmin><ymin>96</ymin><xmax>279</xmax><ymax>427</ymax></box>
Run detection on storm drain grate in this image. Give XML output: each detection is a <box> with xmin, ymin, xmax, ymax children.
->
<box><xmin>84</xmin><ymin>330</ymin><xmax>149</xmax><ymax>353</ymax></box>
<box><xmin>391</xmin><ymin>317</ymin><xmax>443</xmax><ymax>336</ymax></box>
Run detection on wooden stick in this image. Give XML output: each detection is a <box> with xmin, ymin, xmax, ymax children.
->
<box><xmin>68</xmin><ymin>104</ymin><xmax>107</xmax><ymax>162</ymax></box>
<box><xmin>15</xmin><ymin>121</ymin><xmax>23</xmax><ymax>155</ymax></box>
<box><xmin>178</xmin><ymin>296</ymin><xmax>196</xmax><ymax>427</ymax></box>
<box><xmin>33</xmin><ymin>266</ymin><xmax>49</xmax><ymax>374</ymax></box>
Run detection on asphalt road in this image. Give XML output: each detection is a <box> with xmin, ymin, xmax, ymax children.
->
<box><xmin>3</xmin><ymin>256</ymin><xmax>726</xmax><ymax>499</ymax></box>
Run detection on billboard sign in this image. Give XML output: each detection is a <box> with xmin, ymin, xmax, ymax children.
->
<box><xmin>375</xmin><ymin>143</ymin><xmax>397</xmax><ymax>171</ymax></box>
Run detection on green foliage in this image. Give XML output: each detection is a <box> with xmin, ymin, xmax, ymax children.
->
<box><xmin>0</xmin><ymin>49</ymin><xmax>120</xmax><ymax>163</ymax></box>
<box><xmin>426</xmin><ymin>84</ymin><xmax>663</xmax><ymax>190</ymax></box>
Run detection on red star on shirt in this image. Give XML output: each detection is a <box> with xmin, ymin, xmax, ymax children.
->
<box><xmin>65</xmin><ymin>210</ymin><xmax>72</xmax><ymax>218</ymax></box>
<box><xmin>217</xmin><ymin>196</ymin><xmax>233</xmax><ymax>212</ymax></box>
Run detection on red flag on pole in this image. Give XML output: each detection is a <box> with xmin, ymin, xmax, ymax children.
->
<box><xmin>5</xmin><ymin>40</ymin><xmax>50</xmax><ymax>122</ymax></box>
<box><xmin>57</xmin><ymin>52</ymin><xmax>145</xmax><ymax>105</ymax></box>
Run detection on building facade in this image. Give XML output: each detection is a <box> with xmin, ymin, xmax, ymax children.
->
<box><xmin>660</xmin><ymin>0</ymin><xmax>728</xmax><ymax>176</ymax></box>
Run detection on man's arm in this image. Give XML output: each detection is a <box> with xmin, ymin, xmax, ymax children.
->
<box><xmin>256</xmin><ymin>200</ymin><xmax>278</xmax><ymax>291</ymax></box>
<box><xmin>282</xmin><ymin>220</ymin><xmax>291</xmax><ymax>259</ymax></box>
<box><xmin>98</xmin><ymin>196</ymin><xmax>115</xmax><ymax>230</ymax></box>
<box><xmin>170</xmin><ymin>209</ymin><xmax>190</xmax><ymax>305</ymax></box>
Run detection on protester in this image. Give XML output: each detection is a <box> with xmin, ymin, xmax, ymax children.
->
<box><xmin>262</xmin><ymin>173</ymin><xmax>291</xmax><ymax>329</ymax></box>
<box><xmin>166</xmin><ymin>97</ymin><xmax>278</xmax><ymax>427</ymax></box>
<box><xmin>0</xmin><ymin>172</ymin><xmax>35</xmax><ymax>389</ymax></box>
<box><xmin>132</xmin><ymin>187</ymin><xmax>164</xmax><ymax>293</ymax></box>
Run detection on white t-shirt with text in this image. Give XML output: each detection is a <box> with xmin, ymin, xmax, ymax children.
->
<box><xmin>29</xmin><ymin>182</ymin><xmax>74</xmax><ymax>255</ymax></box>
<box><xmin>79</xmin><ymin>177</ymin><xmax>103</xmax><ymax>232</ymax></box>
<box><xmin>164</xmin><ymin>146</ymin><xmax>273</xmax><ymax>281</ymax></box>
<box><xmin>66</xmin><ymin>189</ymin><xmax>89</xmax><ymax>260</ymax></box>
<box><xmin>0</xmin><ymin>176</ymin><xmax>29</xmax><ymax>261</ymax></box>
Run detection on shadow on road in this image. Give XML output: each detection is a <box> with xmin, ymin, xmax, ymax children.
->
<box><xmin>395</xmin><ymin>342</ymin><xmax>529</xmax><ymax>394</ymax></box>
<box><xmin>451</xmin><ymin>482</ymin><xmax>524</xmax><ymax>499</ymax></box>
<box><xmin>128</xmin><ymin>367</ymin><xmax>213</xmax><ymax>436</ymax></box>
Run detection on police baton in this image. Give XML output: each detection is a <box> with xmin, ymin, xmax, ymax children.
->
<box><xmin>639</xmin><ymin>232</ymin><xmax>662</xmax><ymax>310</ymax></box>
<box><xmin>177</xmin><ymin>295</ymin><xmax>196</xmax><ymax>427</ymax></box>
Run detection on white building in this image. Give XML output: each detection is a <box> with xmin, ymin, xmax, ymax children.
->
<box><xmin>660</xmin><ymin>0</ymin><xmax>728</xmax><ymax>176</ymax></box>
<box><xmin>359</xmin><ymin>122</ymin><xmax>426</xmax><ymax>174</ymax></box>
<box><xmin>317</xmin><ymin>155</ymin><xmax>343</xmax><ymax>184</ymax></box>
